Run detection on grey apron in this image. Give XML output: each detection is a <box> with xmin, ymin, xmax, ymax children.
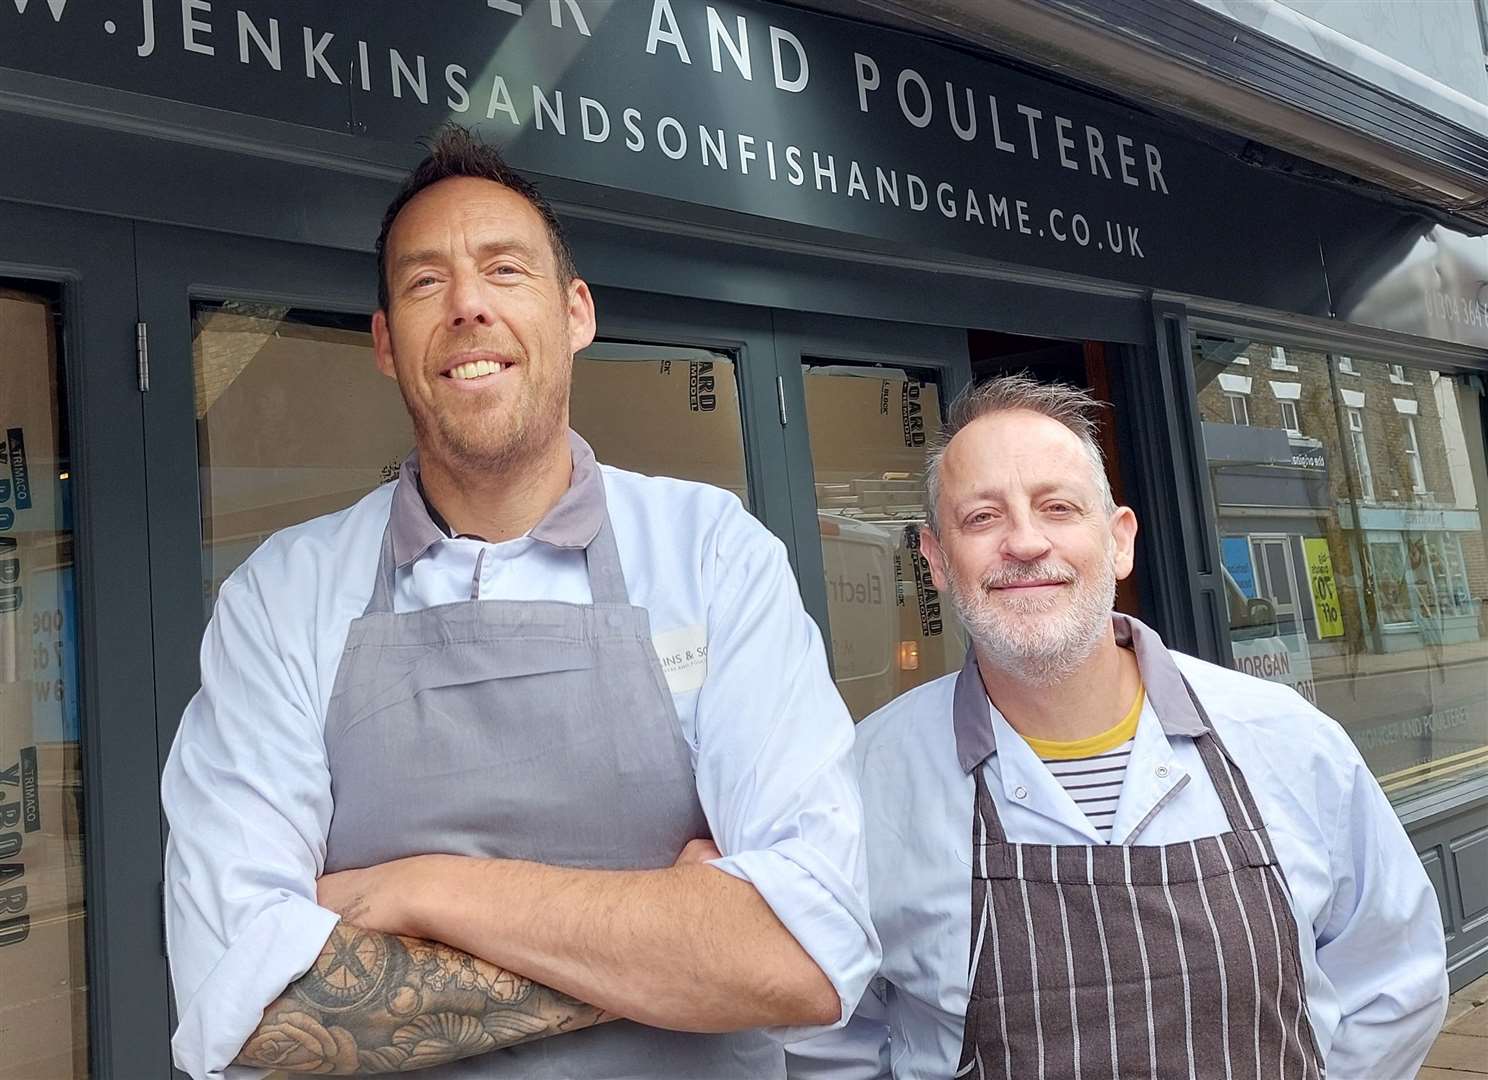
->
<box><xmin>956</xmin><ymin>672</ymin><xmax>1325</xmax><ymax>1080</ymax></box>
<box><xmin>322</xmin><ymin>477</ymin><xmax>780</xmax><ymax>1079</ymax></box>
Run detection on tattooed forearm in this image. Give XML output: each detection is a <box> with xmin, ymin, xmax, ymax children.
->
<box><xmin>233</xmin><ymin>924</ymin><xmax>612</xmax><ymax>1074</ymax></box>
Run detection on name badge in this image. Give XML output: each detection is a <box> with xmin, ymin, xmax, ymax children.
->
<box><xmin>652</xmin><ymin>624</ymin><xmax>708</xmax><ymax>693</ymax></box>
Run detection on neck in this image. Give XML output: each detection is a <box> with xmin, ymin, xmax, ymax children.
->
<box><xmin>975</xmin><ymin>630</ymin><xmax>1141</xmax><ymax>743</ymax></box>
<box><xmin>416</xmin><ymin>433</ymin><xmax>573</xmax><ymax>544</ymax></box>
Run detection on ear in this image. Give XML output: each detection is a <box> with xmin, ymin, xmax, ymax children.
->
<box><xmin>919</xmin><ymin>525</ymin><xmax>951</xmax><ymax>594</ymax></box>
<box><xmin>1109</xmin><ymin>506</ymin><xmax>1139</xmax><ymax>580</ymax></box>
<box><xmin>372</xmin><ymin>310</ymin><xmax>396</xmax><ymax>381</ymax></box>
<box><xmin>567</xmin><ymin>277</ymin><xmax>597</xmax><ymax>355</ymax></box>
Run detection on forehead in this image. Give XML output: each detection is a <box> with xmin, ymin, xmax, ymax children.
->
<box><xmin>387</xmin><ymin>175</ymin><xmax>549</xmax><ymax>257</ymax></box>
<box><xmin>940</xmin><ymin>410</ymin><xmax>1095</xmax><ymax>494</ymax></box>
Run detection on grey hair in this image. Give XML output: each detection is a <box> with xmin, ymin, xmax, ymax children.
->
<box><xmin>924</xmin><ymin>374</ymin><xmax>1116</xmax><ymax>532</ymax></box>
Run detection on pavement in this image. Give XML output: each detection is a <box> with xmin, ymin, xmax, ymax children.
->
<box><xmin>1422</xmin><ymin>973</ymin><xmax>1488</xmax><ymax>1078</ymax></box>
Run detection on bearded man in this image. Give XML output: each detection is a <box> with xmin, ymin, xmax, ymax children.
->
<box><xmin>786</xmin><ymin>375</ymin><xmax>1447</xmax><ymax>1080</ymax></box>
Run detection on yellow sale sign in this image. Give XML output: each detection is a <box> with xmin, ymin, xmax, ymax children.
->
<box><xmin>1303</xmin><ymin>538</ymin><xmax>1345</xmax><ymax>639</ymax></box>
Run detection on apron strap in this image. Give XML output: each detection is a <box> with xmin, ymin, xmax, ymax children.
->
<box><xmin>364</xmin><ymin>520</ymin><xmax>399</xmax><ymax>616</ymax></box>
<box><xmin>582</xmin><ymin>507</ymin><xmax>631</xmax><ymax>607</ymax></box>
<box><xmin>970</xmin><ymin>760</ymin><xmax>1011</xmax><ymax>850</ymax></box>
<box><xmin>1182</xmin><ymin>679</ymin><xmax>1271</xmax><ymax>839</ymax></box>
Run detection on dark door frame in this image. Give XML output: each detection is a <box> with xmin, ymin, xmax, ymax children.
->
<box><xmin>0</xmin><ymin>200</ymin><xmax>169</xmax><ymax>1078</ymax></box>
<box><xmin>770</xmin><ymin>310</ymin><xmax>973</xmax><ymax>652</ymax></box>
<box><xmin>135</xmin><ymin>224</ymin><xmax>379</xmax><ymax>767</ymax></box>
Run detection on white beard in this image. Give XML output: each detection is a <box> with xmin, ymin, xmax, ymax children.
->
<box><xmin>943</xmin><ymin>549</ymin><xmax>1117</xmax><ymax>687</ymax></box>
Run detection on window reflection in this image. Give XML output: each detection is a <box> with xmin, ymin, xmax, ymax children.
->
<box><xmin>1194</xmin><ymin>334</ymin><xmax>1488</xmax><ymax>801</ymax></box>
<box><xmin>571</xmin><ymin>342</ymin><xmax>749</xmax><ymax>506</ymax></box>
<box><xmin>802</xmin><ymin>364</ymin><xmax>964</xmax><ymax>721</ymax></box>
<box><xmin>194</xmin><ymin>302</ymin><xmax>402</xmax><ymax>611</ymax></box>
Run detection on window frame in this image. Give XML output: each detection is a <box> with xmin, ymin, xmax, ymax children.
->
<box><xmin>1278</xmin><ymin>398</ymin><xmax>1301</xmax><ymax>435</ymax></box>
<box><xmin>1403</xmin><ymin>414</ymin><xmax>1428</xmax><ymax>494</ymax></box>
<box><xmin>1348</xmin><ymin>406</ymin><xmax>1376</xmax><ymax>502</ymax></box>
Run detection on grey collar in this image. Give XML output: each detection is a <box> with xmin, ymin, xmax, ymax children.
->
<box><xmin>953</xmin><ymin>612</ymin><xmax>1208</xmax><ymax>774</ymax></box>
<box><xmin>389</xmin><ymin>430</ymin><xmax>606</xmax><ymax>568</ymax></box>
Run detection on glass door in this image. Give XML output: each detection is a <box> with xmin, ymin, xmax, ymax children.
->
<box><xmin>772</xmin><ymin>311</ymin><xmax>973</xmax><ymax>721</ymax></box>
<box><xmin>0</xmin><ymin>203</ymin><xmax>165</xmax><ymax>1077</ymax></box>
<box><xmin>136</xmin><ymin>226</ymin><xmax>382</xmax><ymax>761</ymax></box>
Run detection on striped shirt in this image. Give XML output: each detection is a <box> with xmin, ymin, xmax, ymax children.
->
<box><xmin>1023</xmin><ymin>686</ymin><xmax>1145</xmax><ymax>842</ymax></box>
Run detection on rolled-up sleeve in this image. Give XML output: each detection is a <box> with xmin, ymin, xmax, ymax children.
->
<box><xmin>1314</xmin><ymin>740</ymin><xmax>1448</xmax><ymax>1079</ymax></box>
<box><xmin>694</xmin><ymin>515</ymin><xmax>881</xmax><ymax>1040</ymax></box>
<box><xmin>162</xmin><ymin>575</ymin><xmax>341</xmax><ymax>1080</ymax></box>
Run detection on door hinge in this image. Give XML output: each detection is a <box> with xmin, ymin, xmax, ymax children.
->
<box><xmin>135</xmin><ymin>321</ymin><xmax>149</xmax><ymax>392</ymax></box>
<box><xmin>776</xmin><ymin>375</ymin><xmax>788</xmax><ymax>426</ymax></box>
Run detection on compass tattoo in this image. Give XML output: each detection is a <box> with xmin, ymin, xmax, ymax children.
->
<box><xmin>234</xmin><ymin>925</ymin><xmax>611</xmax><ymax>1073</ymax></box>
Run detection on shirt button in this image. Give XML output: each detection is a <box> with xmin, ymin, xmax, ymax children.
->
<box><xmin>1155</xmin><ymin>764</ymin><xmax>1171</xmax><ymax>779</ymax></box>
<box><xmin>1013</xmin><ymin>785</ymin><xmax>1028</xmax><ymax>800</ymax></box>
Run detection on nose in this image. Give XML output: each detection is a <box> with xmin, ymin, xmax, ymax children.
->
<box><xmin>1000</xmin><ymin>510</ymin><xmax>1052</xmax><ymax>563</ymax></box>
<box><xmin>446</xmin><ymin>269</ymin><xmax>493</xmax><ymax>329</ymax></box>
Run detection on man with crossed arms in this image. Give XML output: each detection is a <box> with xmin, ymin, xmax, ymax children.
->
<box><xmin>163</xmin><ymin>128</ymin><xmax>876</xmax><ymax>1079</ymax></box>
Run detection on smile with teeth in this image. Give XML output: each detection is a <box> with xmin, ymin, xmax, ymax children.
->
<box><xmin>446</xmin><ymin>359</ymin><xmax>510</xmax><ymax>380</ymax></box>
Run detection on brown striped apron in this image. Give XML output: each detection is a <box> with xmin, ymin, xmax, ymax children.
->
<box><xmin>956</xmin><ymin>689</ymin><xmax>1325</xmax><ymax>1080</ymax></box>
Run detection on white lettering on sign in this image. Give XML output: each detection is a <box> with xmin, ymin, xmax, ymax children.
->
<box><xmin>3</xmin><ymin>0</ymin><xmax>1178</xmax><ymax>265</ymax></box>
<box><xmin>653</xmin><ymin>624</ymin><xmax>708</xmax><ymax>693</ymax></box>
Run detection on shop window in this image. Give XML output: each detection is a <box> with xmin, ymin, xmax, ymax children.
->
<box><xmin>1192</xmin><ymin>333</ymin><xmax>1488</xmax><ymax>805</ymax></box>
<box><xmin>0</xmin><ymin>283</ymin><xmax>89</xmax><ymax>1077</ymax></box>
<box><xmin>193</xmin><ymin>303</ymin><xmax>397</xmax><ymax>611</ymax></box>
<box><xmin>570</xmin><ymin>341</ymin><xmax>749</xmax><ymax>507</ymax></box>
<box><xmin>192</xmin><ymin>311</ymin><xmax>753</xmax><ymax>615</ymax></box>
<box><xmin>801</xmin><ymin>363</ymin><xmax>963</xmax><ymax>721</ymax></box>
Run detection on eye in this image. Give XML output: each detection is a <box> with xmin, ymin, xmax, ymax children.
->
<box><xmin>964</xmin><ymin>510</ymin><xmax>996</xmax><ymax>527</ymax></box>
<box><xmin>1044</xmin><ymin>502</ymin><xmax>1076</xmax><ymax>516</ymax></box>
<box><xmin>409</xmin><ymin>273</ymin><xmax>440</xmax><ymax>290</ymax></box>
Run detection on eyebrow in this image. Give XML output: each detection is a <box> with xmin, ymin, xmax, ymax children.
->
<box><xmin>955</xmin><ymin>481</ymin><xmax>1089</xmax><ymax>510</ymax></box>
<box><xmin>391</xmin><ymin>239</ymin><xmax>542</xmax><ymax>277</ymax></box>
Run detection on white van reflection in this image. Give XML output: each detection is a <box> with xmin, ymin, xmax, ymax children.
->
<box><xmin>820</xmin><ymin>513</ymin><xmax>900</xmax><ymax>720</ymax></box>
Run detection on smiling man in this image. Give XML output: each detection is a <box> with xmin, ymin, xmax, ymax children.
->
<box><xmin>787</xmin><ymin>375</ymin><xmax>1447</xmax><ymax>1080</ymax></box>
<box><xmin>161</xmin><ymin>127</ymin><xmax>876</xmax><ymax>1079</ymax></box>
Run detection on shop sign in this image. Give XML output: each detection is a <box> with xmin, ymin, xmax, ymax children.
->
<box><xmin>1230</xmin><ymin>632</ymin><xmax>1318</xmax><ymax>705</ymax></box>
<box><xmin>1301</xmin><ymin>537</ymin><xmax>1344</xmax><ymax>639</ymax></box>
<box><xmin>1289</xmin><ymin>447</ymin><xmax>1325</xmax><ymax>471</ymax></box>
<box><xmin>0</xmin><ymin>0</ymin><xmax>1334</xmax><ymax>309</ymax></box>
<box><xmin>1339</xmin><ymin>505</ymin><xmax>1481</xmax><ymax>533</ymax></box>
<box><xmin>1220</xmin><ymin>536</ymin><xmax>1257</xmax><ymax>599</ymax></box>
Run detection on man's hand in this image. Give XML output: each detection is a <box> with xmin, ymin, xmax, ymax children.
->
<box><xmin>674</xmin><ymin>838</ymin><xmax>721</xmax><ymax>866</ymax></box>
<box><xmin>317</xmin><ymin>858</ymin><xmax>429</xmax><ymax>939</ymax></box>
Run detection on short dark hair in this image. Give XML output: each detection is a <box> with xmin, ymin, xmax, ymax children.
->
<box><xmin>375</xmin><ymin>125</ymin><xmax>578</xmax><ymax>312</ymax></box>
<box><xmin>924</xmin><ymin>374</ymin><xmax>1114</xmax><ymax>532</ymax></box>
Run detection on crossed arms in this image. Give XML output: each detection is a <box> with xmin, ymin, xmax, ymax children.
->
<box><xmin>232</xmin><ymin>840</ymin><xmax>837</xmax><ymax>1074</ymax></box>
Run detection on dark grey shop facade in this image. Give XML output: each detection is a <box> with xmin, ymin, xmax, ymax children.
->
<box><xmin>1</xmin><ymin>0</ymin><xmax>1486</xmax><ymax>1074</ymax></box>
